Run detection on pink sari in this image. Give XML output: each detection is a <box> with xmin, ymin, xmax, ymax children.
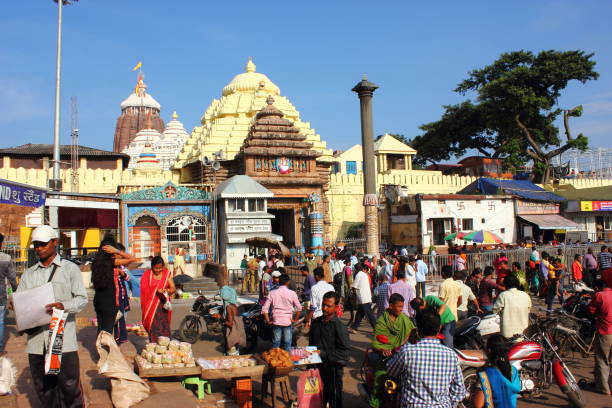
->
<box><xmin>140</xmin><ymin>268</ymin><xmax>172</xmax><ymax>334</ymax></box>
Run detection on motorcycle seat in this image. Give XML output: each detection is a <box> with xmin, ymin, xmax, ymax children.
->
<box><xmin>454</xmin><ymin>349</ymin><xmax>486</xmax><ymax>367</ymax></box>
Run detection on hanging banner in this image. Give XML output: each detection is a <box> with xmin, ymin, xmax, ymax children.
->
<box><xmin>0</xmin><ymin>179</ymin><xmax>46</xmax><ymax>208</ymax></box>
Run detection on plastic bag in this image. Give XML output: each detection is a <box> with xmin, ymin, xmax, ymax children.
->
<box><xmin>0</xmin><ymin>357</ymin><xmax>16</xmax><ymax>395</ymax></box>
<box><xmin>297</xmin><ymin>368</ymin><xmax>323</xmax><ymax>408</ymax></box>
<box><xmin>45</xmin><ymin>308</ymin><xmax>67</xmax><ymax>375</ymax></box>
<box><xmin>96</xmin><ymin>331</ymin><xmax>150</xmax><ymax>407</ymax></box>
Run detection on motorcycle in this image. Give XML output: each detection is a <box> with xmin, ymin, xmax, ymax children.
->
<box><xmin>357</xmin><ymin>348</ymin><xmax>401</xmax><ymax>408</ymax></box>
<box><xmin>454</xmin><ymin>313</ymin><xmax>501</xmax><ymax>350</ymax></box>
<box><xmin>178</xmin><ymin>292</ymin><xmax>224</xmax><ymax>343</ymax></box>
<box><xmin>242</xmin><ymin>301</ymin><xmax>305</xmax><ymax>352</ymax></box>
<box><xmin>456</xmin><ymin>312</ymin><xmax>586</xmax><ymax>408</ymax></box>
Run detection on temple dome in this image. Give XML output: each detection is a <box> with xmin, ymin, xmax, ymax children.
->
<box><xmin>221</xmin><ymin>58</ymin><xmax>280</xmax><ymax>97</ymax></box>
<box><xmin>120</xmin><ymin>75</ymin><xmax>161</xmax><ymax>110</ymax></box>
<box><xmin>161</xmin><ymin>111</ymin><xmax>189</xmax><ymax>140</ymax></box>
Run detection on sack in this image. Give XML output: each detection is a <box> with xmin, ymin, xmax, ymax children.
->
<box><xmin>96</xmin><ymin>331</ymin><xmax>149</xmax><ymax>407</ymax></box>
<box><xmin>44</xmin><ymin>308</ymin><xmax>67</xmax><ymax>375</ymax></box>
<box><xmin>297</xmin><ymin>368</ymin><xmax>323</xmax><ymax>408</ymax></box>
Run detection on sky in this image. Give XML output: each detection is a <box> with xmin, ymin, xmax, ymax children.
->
<box><xmin>1</xmin><ymin>0</ymin><xmax>612</xmax><ymax>158</ymax></box>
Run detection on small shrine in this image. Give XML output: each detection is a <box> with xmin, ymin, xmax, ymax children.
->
<box><xmin>120</xmin><ymin>182</ymin><xmax>212</xmax><ymax>277</ymax></box>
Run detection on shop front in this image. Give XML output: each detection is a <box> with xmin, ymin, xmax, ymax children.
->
<box><xmin>121</xmin><ymin>182</ymin><xmax>212</xmax><ymax>277</ymax></box>
<box><xmin>564</xmin><ymin>200</ymin><xmax>612</xmax><ymax>242</ymax></box>
<box><xmin>515</xmin><ymin>200</ymin><xmax>580</xmax><ymax>243</ymax></box>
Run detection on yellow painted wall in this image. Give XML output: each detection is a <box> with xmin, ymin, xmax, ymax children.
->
<box><xmin>0</xmin><ymin>167</ymin><xmax>179</xmax><ymax>194</ymax></box>
<box><xmin>81</xmin><ymin>229</ymin><xmax>101</xmax><ymax>249</ymax></box>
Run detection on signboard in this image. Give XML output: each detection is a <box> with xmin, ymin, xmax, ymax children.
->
<box><xmin>580</xmin><ymin>201</ymin><xmax>612</xmax><ymax>212</ymax></box>
<box><xmin>227</xmin><ymin>224</ymin><xmax>271</xmax><ymax>233</ymax></box>
<box><xmin>0</xmin><ymin>180</ymin><xmax>46</xmax><ymax>208</ymax></box>
<box><xmin>227</xmin><ymin>219</ymin><xmax>269</xmax><ymax>225</ymax></box>
<box><xmin>515</xmin><ymin>200</ymin><xmax>559</xmax><ymax>215</ymax></box>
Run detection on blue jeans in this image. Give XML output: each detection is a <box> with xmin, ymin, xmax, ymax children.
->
<box><xmin>481</xmin><ymin>304</ymin><xmax>493</xmax><ymax>312</ymax></box>
<box><xmin>272</xmin><ymin>325</ymin><xmax>292</xmax><ymax>351</ymax></box>
<box><xmin>441</xmin><ymin>320</ymin><xmax>456</xmax><ymax>348</ymax></box>
<box><xmin>0</xmin><ymin>305</ymin><xmax>5</xmax><ymax>352</ymax></box>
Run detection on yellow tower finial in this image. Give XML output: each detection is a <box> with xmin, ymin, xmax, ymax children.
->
<box><xmin>172</xmin><ymin>111</ymin><xmax>178</xmax><ymax>120</ymax></box>
<box><xmin>246</xmin><ymin>57</ymin><xmax>256</xmax><ymax>73</ymax></box>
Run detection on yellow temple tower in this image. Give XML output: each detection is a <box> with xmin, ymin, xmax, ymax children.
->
<box><xmin>174</xmin><ymin>58</ymin><xmax>333</xmax><ymax>182</ymax></box>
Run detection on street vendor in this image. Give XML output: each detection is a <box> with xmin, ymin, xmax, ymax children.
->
<box><xmin>220</xmin><ymin>285</ymin><xmax>246</xmax><ymax>355</ymax></box>
<box><xmin>369</xmin><ymin>293</ymin><xmax>415</xmax><ymax>408</ymax></box>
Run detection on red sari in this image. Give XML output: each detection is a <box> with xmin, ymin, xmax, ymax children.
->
<box><xmin>140</xmin><ymin>268</ymin><xmax>172</xmax><ymax>341</ymax></box>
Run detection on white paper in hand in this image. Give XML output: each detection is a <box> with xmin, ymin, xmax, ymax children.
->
<box><xmin>12</xmin><ymin>283</ymin><xmax>55</xmax><ymax>331</ymax></box>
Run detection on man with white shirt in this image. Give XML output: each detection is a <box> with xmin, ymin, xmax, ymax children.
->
<box><xmin>274</xmin><ymin>253</ymin><xmax>285</xmax><ymax>269</ymax></box>
<box><xmin>306</xmin><ymin>267</ymin><xmax>335</xmax><ymax>327</ymax></box>
<box><xmin>400</xmin><ymin>246</ymin><xmax>408</xmax><ymax>257</ymax></box>
<box><xmin>415</xmin><ymin>254</ymin><xmax>428</xmax><ymax>298</ymax></box>
<box><xmin>494</xmin><ymin>274</ymin><xmax>532</xmax><ymax>339</ymax></box>
<box><xmin>257</xmin><ymin>255</ymin><xmax>266</xmax><ymax>281</ymax></box>
<box><xmin>348</xmin><ymin>263</ymin><xmax>376</xmax><ymax>333</ymax></box>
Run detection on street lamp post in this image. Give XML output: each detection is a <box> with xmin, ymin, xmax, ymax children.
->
<box><xmin>352</xmin><ymin>75</ymin><xmax>380</xmax><ymax>256</ymax></box>
<box><xmin>50</xmin><ymin>0</ymin><xmax>77</xmax><ymax>190</ymax></box>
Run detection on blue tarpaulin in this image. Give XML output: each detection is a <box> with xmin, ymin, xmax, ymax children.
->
<box><xmin>460</xmin><ymin>177</ymin><xmax>566</xmax><ymax>202</ymax></box>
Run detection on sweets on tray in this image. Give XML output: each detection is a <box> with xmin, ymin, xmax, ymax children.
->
<box><xmin>196</xmin><ymin>357</ymin><xmax>258</xmax><ymax>370</ymax></box>
<box><xmin>260</xmin><ymin>348</ymin><xmax>293</xmax><ymax>368</ymax></box>
<box><xmin>138</xmin><ymin>339</ymin><xmax>194</xmax><ymax>371</ymax></box>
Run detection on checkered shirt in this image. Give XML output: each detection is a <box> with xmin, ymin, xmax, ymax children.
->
<box><xmin>599</xmin><ymin>251</ymin><xmax>612</xmax><ymax>270</ymax></box>
<box><xmin>374</xmin><ymin>281</ymin><xmax>390</xmax><ymax>316</ymax></box>
<box><xmin>387</xmin><ymin>338</ymin><xmax>466</xmax><ymax>408</ymax></box>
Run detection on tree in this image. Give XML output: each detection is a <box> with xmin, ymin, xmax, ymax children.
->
<box><xmin>410</xmin><ymin>50</ymin><xmax>598</xmax><ymax>183</ymax></box>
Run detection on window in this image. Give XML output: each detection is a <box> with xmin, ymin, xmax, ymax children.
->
<box><xmin>481</xmin><ymin>218</ymin><xmax>486</xmax><ymax>223</ymax></box>
<box><xmin>387</xmin><ymin>154</ymin><xmax>406</xmax><ymax>170</ymax></box>
<box><xmin>438</xmin><ymin>200</ymin><xmax>446</xmax><ymax>204</ymax></box>
<box><xmin>228</xmin><ymin>199</ymin><xmax>245</xmax><ymax>212</ymax></box>
<box><xmin>166</xmin><ymin>216</ymin><xmax>207</xmax><ymax>242</ymax></box>
<box><xmin>461</xmin><ymin>218</ymin><xmax>473</xmax><ymax>231</ymax></box>
<box><xmin>332</xmin><ymin>162</ymin><xmax>341</xmax><ymax>174</ymax></box>
<box><xmin>500</xmin><ymin>228</ymin><xmax>506</xmax><ymax>234</ymax></box>
<box><xmin>346</xmin><ymin>161</ymin><xmax>357</xmax><ymax>175</ymax></box>
<box><xmin>476</xmin><ymin>200</ymin><xmax>481</xmax><ymax>204</ymax></box>
<box><xmin>248</xmin><ymin>199</ymin><xmax>265</xmax><ymax>212</ymax></box>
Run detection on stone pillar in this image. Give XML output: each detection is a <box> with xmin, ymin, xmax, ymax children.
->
<box><xmin>352</xmin><ymin>76</ymin><xmax>379</xmax><ymax>256</ymax></box>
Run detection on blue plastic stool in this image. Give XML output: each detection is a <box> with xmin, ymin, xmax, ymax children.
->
<box><xmin>182</xmin><ymin>376</ymin><xmax>211</xmax><ymax>399</ymax></box>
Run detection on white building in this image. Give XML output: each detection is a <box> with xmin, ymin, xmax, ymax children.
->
<box><xmin>154</xmin><ymin>111</ymin><xmax>189</xmax><ymax>171</ymax></box>
<box><xmin>417</xmin><ymin>194</ymin><xmax>517</xmax><ymax>248</ymax></box>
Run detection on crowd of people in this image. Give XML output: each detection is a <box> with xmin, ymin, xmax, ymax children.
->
<box><xmin>1</xmin><ymin>225</ymin><xmax>611</xmax><ymax>407</ymax></box>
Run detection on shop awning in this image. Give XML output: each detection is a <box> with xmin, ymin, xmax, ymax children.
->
<box><xmin>518</xmin><ymin>214</ymin><xmax>580</xmax><ymax>230</ymax></box>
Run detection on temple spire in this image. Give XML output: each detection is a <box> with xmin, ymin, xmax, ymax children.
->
<box><xmin>246</xmin><ymin>57</ymin><xmax>256</xmax><ymax>73</ymax></box>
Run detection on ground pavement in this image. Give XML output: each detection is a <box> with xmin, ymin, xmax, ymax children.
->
<box><xmin>1</xmin><ymin>294</ymin><xmax>610</xmax><ymax>407</ymax></box>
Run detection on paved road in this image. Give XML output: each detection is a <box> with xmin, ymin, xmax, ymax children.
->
<box><xmin>3</xmin><ymin>294</ymin><xmax>610</xmax><ymax>407</ymax></box>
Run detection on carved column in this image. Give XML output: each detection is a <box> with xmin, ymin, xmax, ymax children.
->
<box><xmin>352</xmin><ymin>76</ymin><xmax>379</xmax><ymax>256</ymax></box>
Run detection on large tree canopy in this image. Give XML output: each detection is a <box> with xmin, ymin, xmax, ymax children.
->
<box><xmin>410</xmin><ymin>50</ymin><xmax>599</xmax><ymax>182</ymax></box>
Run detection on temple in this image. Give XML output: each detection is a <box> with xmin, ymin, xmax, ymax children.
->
<box><xmin>113</xmin><ymin>73</ymin><xmax>165</xmax><ymax>152</ymax></box>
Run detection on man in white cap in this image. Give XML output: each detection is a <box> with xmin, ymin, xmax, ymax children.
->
<box><xmin>15</xmin><ymin>225</ymin><xmax>87</xmax><ymax>407</ymax></box>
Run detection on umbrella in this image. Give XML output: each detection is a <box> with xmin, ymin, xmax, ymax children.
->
<box><xmin>245</xmin><ymin>237</ymin><xmax>290</xmax><ymax>257</ymax></box>
<box><xmin>461</xmin><ymin>230</ymin><xmax>503</xmax><ymax>244</ymax></box>
<box><xmin>444</xmin><ymin>232</ymin><xmax>466</xmax><ymax>241</ymax></box>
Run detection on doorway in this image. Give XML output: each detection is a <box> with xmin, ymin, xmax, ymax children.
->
<box><xmin>269</xmin><ymin>209</ymin><xmax>296</xmax><ymax>247</ymax></box>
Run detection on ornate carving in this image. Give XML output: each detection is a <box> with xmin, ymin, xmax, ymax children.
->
<box><xmin>121</xmin><ymin>181</ymin><xmax>211</xmax><ymax>201</ymax></box>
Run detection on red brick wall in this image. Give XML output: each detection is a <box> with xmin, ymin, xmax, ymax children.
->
<box><xmin>0</xmin><ymin>204</ymin><xmax>35</xmax><ymax>243</ymax></box>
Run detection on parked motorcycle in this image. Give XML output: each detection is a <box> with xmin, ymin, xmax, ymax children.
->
<box><xmin>242</xmin><ymin>301</ymin><xmax>306</xmax><ymax>352</ymax></box>
<box><xmin>454</xmin><ymin>313</ymin><xmax>501</xmax><ymax>350</ymax></box>
<box><xmin>357</xmin><ymin>348</ymin><xmax>401</xmax><ymax>408</ymax></box>
<box><xmin>456</xmin><ymin>312</ymin><xmax>586</xmax><ymax>408</ymax></box>
<box><xmin>178</xmin><ymin>292</ymin><xmax>224</xmax><ymax>344</ymax></box>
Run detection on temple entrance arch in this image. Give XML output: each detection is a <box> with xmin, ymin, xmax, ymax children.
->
<box><xmin>269</xmin><ymin>209</ymin><xmax>296</xmax><ymax>248</ymax></box>
<box><xmin>131</xmin><ymin>215</ymin><xmax>161</xmax><ymax>260</ymax></box>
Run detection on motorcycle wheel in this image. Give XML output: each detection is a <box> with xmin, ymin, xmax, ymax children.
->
<box><xmin>460</xmin><ymin>368</ymin><xmax>479</xmax><ymax>408</ymax></box>
<box><xmin>563</xmin><ymin>371</ymin><xmax>587</xmax><ymax>408</ymax></box>
<box><xmin>178</xmin><ymin>315</ymin><xmax>201</xmax><ymax>344</ymax></box>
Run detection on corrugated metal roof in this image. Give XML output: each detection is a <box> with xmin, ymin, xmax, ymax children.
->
<box><xmin>0</xmin><ymin>144</ymin><xmax>129</xmax><ymax>159</ymax></box>
<box><xmin>214</xmin><ymin>175</ymin><xmax>274</xmax><ymax>198</ymax></box>
<box><xmin>518</xmin><ymin>214</ymin><xmax>581</xmax><ymax>230</ymax></box>
<box><xmin>460</xmin><ymin>177</ymin><xmax>566</xmax><ymax>202</ymax></box>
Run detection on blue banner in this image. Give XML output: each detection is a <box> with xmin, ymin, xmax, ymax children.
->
<box><xmin>0</xmin><ymin>180</ymin><xmax>46</xmax><ymax>207</ymax></box>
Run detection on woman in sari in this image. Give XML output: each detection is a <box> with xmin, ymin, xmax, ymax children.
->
<box><xmin>141</xmin><ymin>256</ymin><xmax>176</xmax><ymax>342</ymax></box>
<box><xmin>473</xmin><ymin>334</ymin><xmax>521</xmax><ymax>408</ymax></box>
<box><xmin>369</xmin><ymin>293</ymin><xmax>415</xmax><ymax>408</ymax></box>
<box><xmin>220</xmin><ymin>285</ymin><xmax>246</xmax><ymax>355</ymax></box>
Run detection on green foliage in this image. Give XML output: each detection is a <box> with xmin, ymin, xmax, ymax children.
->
<box><xmin>412</xmin><ymin>50</ymin><xmax>599</xmax><ymax>180</ymax></box>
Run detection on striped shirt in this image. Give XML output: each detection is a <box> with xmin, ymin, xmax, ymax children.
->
<box><xmin>598</xmin><ymin>251</ymin><xmax>612</xmax><ymax>270</ymax></box>
<box><xmin>374</xmin><ymin>281</ymin><xmax>390</xmax><ymax>317</ymax></box>
<box><xmin>387</xmin><ymin>338</ymin><xmax>466</xmax><ymax>408</ymax></box>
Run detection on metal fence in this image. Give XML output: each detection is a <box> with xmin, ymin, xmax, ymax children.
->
<box><xmin>424</xmin><ymin>245</ymin><xmax>603</xmax><ymax>286</ymax></box>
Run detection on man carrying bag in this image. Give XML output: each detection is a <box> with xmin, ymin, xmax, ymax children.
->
<box><xmin>14</xmin><ymin>226</ymin><xmax>88</xmax><ymax>408</ymax></box>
